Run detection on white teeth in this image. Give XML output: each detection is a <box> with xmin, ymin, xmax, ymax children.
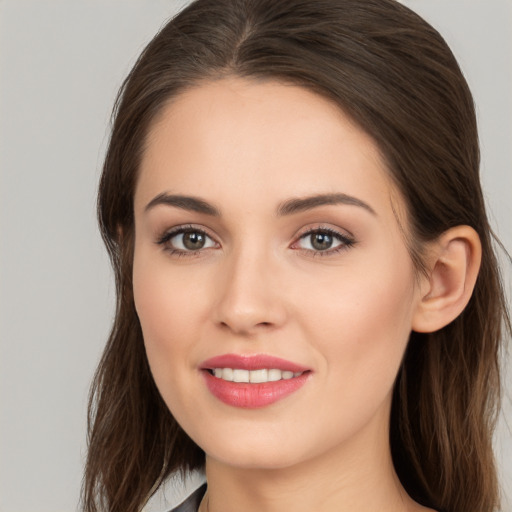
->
<box><xmin>249</xmin><ymin>369</ymin><xmax>268</xmax><ymax>383</ymax></box>
<box><xmin>211</xmin><ymin>368</ymin><xmax>304</xmax><ymax>383</ymax></box>
<box><xmin>268</xmin><ymin>368</ymin><xmax>282</xmax><ymax>381</ymax></box>
<box><xmin>233</xmin><ymin>369</ymin><xmax>250</xmax><ymax>383</ymax></box>
<box><xmin>221</xmin><ymin>368</ymin><xmax>235</xmax><ymax>382</ymax></box>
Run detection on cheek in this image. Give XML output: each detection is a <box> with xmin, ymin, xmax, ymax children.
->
<box><xmin>132</xmin><ymin>251</ymin><xmax>216</xmax><ymax>431</ymax></box>
<box><xmin>133</xmin><ymin>240</ymin><xmax>213</xmax><ymax>329</ymax></box>
<box><xmin>298</xmin><ymin>250</ymin><xmax>417</xmax><ymax>405</ymax></box>
<box><xmin>132</xmin><ymin>248</ymin><xmax>207</xmax><ymax>380</ymax></box>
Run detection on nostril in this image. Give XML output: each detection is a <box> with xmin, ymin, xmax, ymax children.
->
<box><xmin>217</xmin><ymin>320</ymin><xmax>275</xmax><ymax>336</ymax></box>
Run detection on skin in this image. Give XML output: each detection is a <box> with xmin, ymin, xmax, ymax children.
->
<box><xmin>133</xmin><ymin>77</ymin><xmax>438</xmax><ymax>512</ymax></box>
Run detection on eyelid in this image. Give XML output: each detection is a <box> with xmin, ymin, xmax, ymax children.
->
<box><xmin>156</xmin><ymin>224</ymin><xmax>220</xmax><ymax>250</ymax></box>
<box><xmin>155</xmin><ymin>223</ymin><xmax>355</xmax><ymax>258</ymax></box>
<box><xmin>290</xmin><ymin>224</ymin><xmax>356</xmax><ymax>255</ymax></box>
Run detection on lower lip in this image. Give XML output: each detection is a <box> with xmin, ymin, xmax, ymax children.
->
<box><xmin>202</xmin><ymin>371</ymin><xmax>311</xmax><ymax>409</ymax></box>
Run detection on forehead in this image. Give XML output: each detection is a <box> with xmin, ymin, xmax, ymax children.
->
<box><xmin>135</xmin><ymin>77</ymin><xmax>398</xmax><ymax>220</ymax></box>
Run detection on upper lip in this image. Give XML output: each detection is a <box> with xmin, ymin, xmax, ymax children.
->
<box><xmin>200</xmin><ymin>353</ymin><xmax>310</xmax><ymax>373</ymax></box>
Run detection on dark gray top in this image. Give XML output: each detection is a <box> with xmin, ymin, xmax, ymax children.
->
<box><xmin>168</xmin><ymin>484</ymin><xmax>207</xmax><ymax>512</ymax></box>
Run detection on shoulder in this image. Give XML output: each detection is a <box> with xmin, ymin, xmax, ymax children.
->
<box><xmin>167</xmin><ymin>484</ymin><xmax>207</xmax><ymax>512</ymax></box>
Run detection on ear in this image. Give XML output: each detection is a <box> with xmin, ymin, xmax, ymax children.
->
<box><xmin>412</xmin><ymin>225</ymin><xmax>482</xmax><ymax>333</ymax></box>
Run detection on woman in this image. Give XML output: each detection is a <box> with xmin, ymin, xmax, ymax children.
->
<box><xmin>82</xmin><ymin>1</ymin><xmax>510</xmax><ymax>511</ymax></box>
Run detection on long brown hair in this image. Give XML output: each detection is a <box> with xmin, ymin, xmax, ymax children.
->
<box><xmin>82</xmin><ymin>1</ymin><xmax>510</xmax><ymax>511</ymax></box>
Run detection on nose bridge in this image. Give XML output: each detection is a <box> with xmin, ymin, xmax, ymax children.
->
<box><xmin>213</xmin><ymin>237</ymin><xmax>286</xmax><ymax>334</ymax></box>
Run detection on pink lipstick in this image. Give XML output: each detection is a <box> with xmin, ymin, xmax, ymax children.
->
<box><xmin>200</xmin><ymin>354</ymin><xmax>311</xmax><ymax>408</ymax></box>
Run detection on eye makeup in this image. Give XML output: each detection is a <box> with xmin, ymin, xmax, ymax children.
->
<box><xmin>156</xmin><ymin>224</ymin><xmax>219</xmax><ymax>257</ymax></box>
<box><xmin>292</xmin><ymin>226</ymin><xmax>356</xmax><ymax>257</ymax></box>
<box><xmin>155</xmin><ymin>222</ymin><xmax>356</xmax><ymax>259</ymax></box>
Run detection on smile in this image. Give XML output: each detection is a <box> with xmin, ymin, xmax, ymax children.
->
<box><xmin>210</xmin><ymin>368</ymin><xmax>304</xmax><ymax>383</ymax></box>
<box><xmin>200</xmin><ymin>354</ymin><xmax>312</xmax><ymax>408</ymax></box>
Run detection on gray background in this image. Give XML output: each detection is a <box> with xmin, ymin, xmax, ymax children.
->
<box><xmin>0</xmin><ymin>1</ymin><xmax>510</xmax><ymax>511</ymax></box>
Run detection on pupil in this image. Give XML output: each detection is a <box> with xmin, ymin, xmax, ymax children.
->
<box><xmin>312</xmin><ymin>233</ymin><xmax>332</xmax><ymax>251</ymax></box>
<box><xmin>183</xmin><ymin>232</ymin><xmax>205</xmax><ymax>250</ymax></box>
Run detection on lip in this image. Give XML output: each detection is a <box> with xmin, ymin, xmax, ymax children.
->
<box><xmin>200</xmin><ymin>353</ymin><xmax>310</xmax><ymax>373</ymax></box>
<box><xmin>200</xmin><ymin>353</ymin><xmax>312</xmax><ymax>409</ymax></box>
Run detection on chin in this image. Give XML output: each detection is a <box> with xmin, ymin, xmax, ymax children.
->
<box><xmin>192</xmin><ymin>418</ymin><xmax>341</xmax><ymax>472</ymax></box>
<box><xmin>207</xmin><ymin>443</ymin><xmax>305</xmax><ymax>470</ymax></box>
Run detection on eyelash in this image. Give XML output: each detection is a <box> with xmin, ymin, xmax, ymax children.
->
<box><xmin>293</xmin><ymin>227</ymin><xmax>355</xmax><ymax>257</ymax></box>
<box><xmin>156</xmin><ymin>224</ymin><xmax>216</xmax><ymax>258</ymax></box>
<box><xmin>155</xmin><ymin>224</ymin><xmax>356</xmax><ymax>258</ymax></box>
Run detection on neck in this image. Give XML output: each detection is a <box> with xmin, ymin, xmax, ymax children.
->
<box><xmin>203</xmin><ymin>404</ymin><xmax>422</xmax><ymax>512</ymax></box>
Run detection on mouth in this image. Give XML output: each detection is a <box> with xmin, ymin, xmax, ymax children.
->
<box><xmin>207</xmin><ymin>368</ymin><xmax>305</xmax><ymax>383</ymax></box>
<box><xmin>200</xmin><ymin>354</ymin><xmax>312</xmax><ymax>408</ymax></box>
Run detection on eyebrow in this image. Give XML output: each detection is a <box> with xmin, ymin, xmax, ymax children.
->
<box><xmin>145</xmin><ymin>193</ymin><xmax>221</xmax><ymax>216</ymax></box>
<box><xmin>144</xmin><ymin>192</ymin><xmax>376</xmax><ymax>217</ymax></box>
<box><xmin>276</xmin><ymin>193</ymin><xmax>376</xmax><ymax>217</ymax></box>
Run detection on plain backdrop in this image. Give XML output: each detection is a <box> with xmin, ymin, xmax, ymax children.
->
<box><xmin>0</xmin><ymin>1</ymin><xmax>510</xmax><ymax>511</ymax></box>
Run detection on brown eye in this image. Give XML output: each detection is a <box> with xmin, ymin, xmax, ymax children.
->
<box><xmin>158</xmin><ymin>228</ymin><xmax>217</xmax><ymax>253</ymax></box>
<box><xmin>295</xmin><ymin>228</ymin><xmax>355</xmax><ymax>255</ymax></box>
<box><xmin>182</xmin><ymin>231</ymin><xmax>207</xmax><ymax>250</ymax></box>
<box><xmin>310</xmin><ymin>232</ymin><xmax>334</xmax><ymax>251</ymax></box>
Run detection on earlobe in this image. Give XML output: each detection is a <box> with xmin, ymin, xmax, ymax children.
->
<box><xmin>412</xmin><ymin>225</ymin><xmax>482</xmax><ymax>333</ymax></box>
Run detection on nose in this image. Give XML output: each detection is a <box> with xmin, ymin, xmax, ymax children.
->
<box><xmin>212</xmin><ymin>245</ymin><xmax>288</xmax><ymax>336</ymax></box>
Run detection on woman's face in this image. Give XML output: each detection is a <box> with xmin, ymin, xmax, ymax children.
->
<box><xmin>133</xmin><ymin>77</ymin><xmax>425</xmax><ymax>469</ymax></box>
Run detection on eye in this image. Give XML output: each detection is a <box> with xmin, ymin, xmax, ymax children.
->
<box><xmin>294</xmin><ymin>227</ymin><xmax>355</xmax><ymax>254</ymax></box>
<box><xmin>157</xmin><ymin>226</ymin><xmax>217</xmax><ymax>254</ymax></box>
